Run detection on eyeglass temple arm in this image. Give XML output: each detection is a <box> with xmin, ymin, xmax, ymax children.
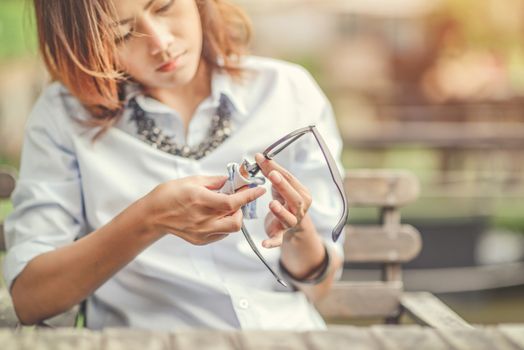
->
<box><xmin>310</xmin><ymin>129</ymin><xmax>349</xmax><ymax>242</ymax></box>
<box><xmin>245</xmin><ymin>126</ymin><xmax>313</xmax><ymax>177</ymax></box>
<box><xmin>241</xmin><ymin>224</ymin><xmax>288</xmax><ymax>287</ymax></box>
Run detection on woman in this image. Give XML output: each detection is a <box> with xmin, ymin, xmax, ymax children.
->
<box><xmin>4</xmin><ymin>0</ymin><xmax>345</xmax><ymax>330</ymax></box>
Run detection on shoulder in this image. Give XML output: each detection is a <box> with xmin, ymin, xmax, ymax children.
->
<box><xmin>240</xmin><ymin>56</ymin><xmax>308</xmax><ymax>77</ymax></box>
<box><xmin>239</xmin><ymin>56</ymin><xmax>327</xmax><ymax>106</ymax></box>
<box><xmin>234</xmin><ymin>56</ymin><xmax>329</xmax><ymax>125</ymax></box>
<box><xmin>30</xmin><ymin>81</ymin><xmax>92</xmax><ymax>125</ymax></box>
<box><xmin>26</xmin><ymin>82</ymin><xmax>90</xmax><ymax>148</ymax></box>
<box><xmin>32</xmin><ymin>81</ymin><xmax>88</xmax><ymax>119</ymax></box>
<box><xmin>242</xmin><ymin>56</ymin><xmax>321</xmax><ymax>95</ymax></box>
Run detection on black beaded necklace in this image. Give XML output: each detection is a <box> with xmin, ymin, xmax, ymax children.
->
<box><xmin>129</xmin><ymin>93</ymin><xmax>233</xmax><ymax>160</ymax></box>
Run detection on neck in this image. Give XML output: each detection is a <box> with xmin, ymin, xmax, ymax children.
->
<box><xmin>146</xmin><ymin>60</ymin><xmax>212</xmax><ymax>128</ymax></box>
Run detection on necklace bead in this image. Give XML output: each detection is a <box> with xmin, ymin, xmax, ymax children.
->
<box><xmin>130</xmin><ymin>94</ymin><xmax>233</xmax><ymax>160</ymax></box>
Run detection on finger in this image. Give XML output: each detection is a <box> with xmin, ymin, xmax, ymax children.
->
<box><xmin>205</xmin><ymin>233</ymin><xmax>230</xmax><ymax>243</ymax></box>
<box><xmin>269</xmin><ymin>200</ymin><xmax>298</xmax><ymax>228</ymax></box>
<box><xmin>268</xmin><ymin>170</ymin><xmax>304</xmax><ymax>215</ymax></box>
<box><xmin>264</xmin><ymin>213</ymin><xmax>284</xmax><ymax>238</ymax></box>
<box><xmin>265</xmin><ymin>214</ymin><xmax>279</xmax><ymax>235</ymax></box>
<box><xmin>203</xmin><ymin>186</ymin><xmax>266</xmax><ymax>213</ymax></box>
<box><xmin>255</xmin><ymin>153</ymin><xmax>309</xmax><ymax>194</ymax></box>
<box><xmin>271</xmin><ymin>185</ymin><xmax>285</xmax><ymax>204</ymax></box>
<box><xmin>227</xmin><ymin>186</ymin><xmax>266</xmax><ymax>211</ymax></box>
<box><xmin>213</xmin><ymin>209</ymin><xmax>243</xmax><ymax>233</ymax></box>
<box><xmin>195</xmin><ymin>233</ymin><xmax>229</xmax><ymax>245</ymax></box>
<box><xmin>262</xmin><ymin>233</ymin><xmax>284</xmax><ymax>249</ymax></box>
<box><xmin>195</xmin><ymin>175</ymin><xmax>229</xmax><ymax>190</ymax></box>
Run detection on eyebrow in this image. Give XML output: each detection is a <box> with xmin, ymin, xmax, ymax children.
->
<box><xmin>117</xmin><ymin>0</ymin><xmax>156</xmax><ymax>25</ymax></box>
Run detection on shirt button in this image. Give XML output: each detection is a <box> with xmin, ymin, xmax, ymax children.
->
<box><xmin>238</xmin><ymin>298</ymin><xmax>249</xmax><ymax>309</ymax></box>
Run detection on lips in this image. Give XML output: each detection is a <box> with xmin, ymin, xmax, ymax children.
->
<box><xmin>156</xmin><ymin>51</ymin><xmax>186</xmax><ymax>73</ymax></box>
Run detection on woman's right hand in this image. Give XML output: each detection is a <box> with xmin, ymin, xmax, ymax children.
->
<box><xmin>144</xmin><ymin>175</ymin><xmax>266</xmax><ymax>245</ymax></box>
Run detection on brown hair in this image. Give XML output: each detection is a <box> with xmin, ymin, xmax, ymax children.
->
<box><xmin>33</xmin><ymin>0</ymin><xmax>252</xmax><ymax>132</ymax></box>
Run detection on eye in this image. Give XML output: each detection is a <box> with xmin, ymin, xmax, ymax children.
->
<box><xmin>115</xmin><ymin>31</ymin><xmax>133</xmax><ymax>45</ymax></box>
<box><xmin>156</xmin><ymin>0</ymin><xmax>174</xmax><ymax>13</ymax></box>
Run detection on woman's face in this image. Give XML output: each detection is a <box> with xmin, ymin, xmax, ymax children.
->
<box><xmin>111</xmin><ymin>0</ymin><xmax>204</xmax><ymax>89</ymax></box>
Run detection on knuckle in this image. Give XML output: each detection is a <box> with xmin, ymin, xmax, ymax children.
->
<box><xmin>185</xmin><ymin>191</ymin><xmax>198</xmax><ymax>205</ymax></box>
<box><xmin>304</xmin><ymin>193</ymin><xmax>312</xmax><ymax>206</ymax></box>
<box><xmin>231</xmin><ymin>216</ymin><xmax>243</xmax><ymax>231</ymax></box>
<box><xmin>223</xmin><ymin>199</ymin><xmax>235</xmax><ymax>212</ymax></box>
<box><xmin>281</xmin><ymin>169</ymin><xmax>293</xmax><ymax>179</ymax></box>
<box><xmin>247</xmin><ymin>190</ymin><xmax>258</xmax><ymax>202</ymax></box>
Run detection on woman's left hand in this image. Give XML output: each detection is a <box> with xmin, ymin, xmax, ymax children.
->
<box><xmin>254</xmin><ymin>153</ymin><xmax>313</xmax><ymax>248</ymax></box>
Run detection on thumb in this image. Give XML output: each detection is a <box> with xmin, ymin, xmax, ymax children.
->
<box><xmin>198</xmin><ymin>175</ymin><xmax>229</xmax><ymax>190</ymax></box>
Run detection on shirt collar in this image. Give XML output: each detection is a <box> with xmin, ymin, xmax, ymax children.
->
<box><xmin>123</xmin><ymin>69</ymin><xmax>249</xmax><ymax>118</ymax></box>
<box><xmin>210</xmin><ymin>70</ymin><xmax>249</xmax><ymax>117</ymax></box>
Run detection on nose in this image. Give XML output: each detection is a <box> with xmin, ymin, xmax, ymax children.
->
<box><xmin>141</xmin><ymin>18</ymin><xmax>174</xmax><ymax>57</ymax></box>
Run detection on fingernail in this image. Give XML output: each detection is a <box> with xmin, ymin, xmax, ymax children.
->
<box><xmin>255</xmin><ymin>187</ymin><xmax>266</xmax><ymax>195</ymax></box>
<box><xmin>269</xmin><ymin>170</ymin><xmax>282</xmax><ymax>184</ymax></box>
<box><xmin>255</xmin><ymin>153</ymin><xmax>264</xmax><ymax>164</ymax></box>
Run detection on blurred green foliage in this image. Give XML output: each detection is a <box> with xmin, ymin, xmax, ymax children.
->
<box><xmin>492</xmin><ymin>200</ymin><xmax>524</xmax><ymax>234</ymax></box>
<box><xmin>0</xmin><ymin>201</ymin><xmax>13</xmax><ymax>223</ymax></box>
<box><xmin>0</xmin><ymin>0</ymin><xmax>36</xmax><ymax>60</ymax></box>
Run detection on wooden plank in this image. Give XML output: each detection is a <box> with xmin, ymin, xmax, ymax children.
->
<box><xmin>35</xmin><ymin>329</ymin><xmax>100</xmax><ymax>350</ymax></box>
<box><xmin>171</xmin><ymin>331</ymin><xmax>240</xmax><ymax>350</ymax></box>
<box><xmin>237</xmin><ymin>331</ymin><xmax>307</xmax><ymax>350</ymax></box>
<box><xmin>344</xmin><ymin>225</ymin><xmax>422</xmax><ymax>263</ymax></box>
<box><xmin>316</xmin><ymin>281</ymin><xmax>402</xmax><ymax>319</ymax></box>
<box><xmin>400</xmin><ymin>292</ymin><xmax>472</xmax><ymax>330</ymax></box>
<box><xmin>341</xmin><ymin>121</ymin><xmax>524</xmax><ymax>149</ymax></box>
<box><xmin>0</xmin><ymin>329</ymin><xmax>18</xmax><ymax>349</ymax></box>
<box><xmin>498</xmin><ymin>324</ymin><xmax>524</xmax><ymax>350</ymax></box>
<box><xmin>401</xmin><ymin>262</ymin><xmax>524</xmax><ymax>293</ymax></box>
<box><xmin>102</xmin><ymin>329</ymin><xmax>171</xmax><ymax>350</ymax></box>
<box><xmin>436</xmin><ymin>327</ymin><xmax>519</xmax><ymax>350</ymax></box>
<box><xmin>344</xmin><ymin>170</ymin><xmax>420</xmax><ymax>207</ymax></box>
<box><xmin>306</xmin><ymin>327</ymin><xmax>381</xmax><ymax>350</ymax></box>
<box><xmin>6</xmin><ymin>328</ymin><xmax>39</xmax><ymax>349</ymax></box>
<box><xmin>0</xmin><ymin>168</ymin><xmax>16</xmax><ymax>199</ymax></box>
<box><xmin>370</xmin><ymin>325</ymin><xmax>451</xmax><ymax>350</ymax></box>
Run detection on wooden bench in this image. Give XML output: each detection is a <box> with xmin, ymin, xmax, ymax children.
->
<box><xmin>0</xmin><ymin>167</ymin><xmax>470</xmax><ymax>329</ymax></box>
<box><xmin>315</xmin><ymin>170</ymin><xmax>472</xmax><ymax>329</ymax></box>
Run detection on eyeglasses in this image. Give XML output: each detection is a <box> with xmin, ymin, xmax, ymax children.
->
<box><xmin>241</xmin><ymin>125</ymin><xmax>348</xmax><ymax>287</ymax></box>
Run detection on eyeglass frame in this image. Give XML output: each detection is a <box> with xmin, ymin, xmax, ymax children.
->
<box><xmin>241</xmin><ymin>125</ymin><xmax>349</xmax><ymax>287</ymax></box>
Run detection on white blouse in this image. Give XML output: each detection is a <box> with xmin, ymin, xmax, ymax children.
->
<box><xmin>3</xmin><ymin>56</ymin><xmax>345</xmax><ymax>330</ymax></box>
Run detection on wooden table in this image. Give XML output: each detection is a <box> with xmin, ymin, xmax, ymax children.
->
<box><xmin>1</xmin><ymin>324</ymin><xmax>523</xmax><ymax>350</ymax></box>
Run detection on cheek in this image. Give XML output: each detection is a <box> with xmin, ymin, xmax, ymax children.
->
<box><xmin>116</xmin><ymin>50</ymin><xmax>131</xmax><ymax>71</ymax></box>
<box><xmin>117</xmin><ymin>50</ymin><xmax>143</xmax><ymax>77</ymax></box>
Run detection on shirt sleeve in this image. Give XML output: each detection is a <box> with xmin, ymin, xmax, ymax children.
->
<box><xmin>3</xmin><ymin>85</ymin><xmax>87</xmax><ymax>291</ymax></box>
